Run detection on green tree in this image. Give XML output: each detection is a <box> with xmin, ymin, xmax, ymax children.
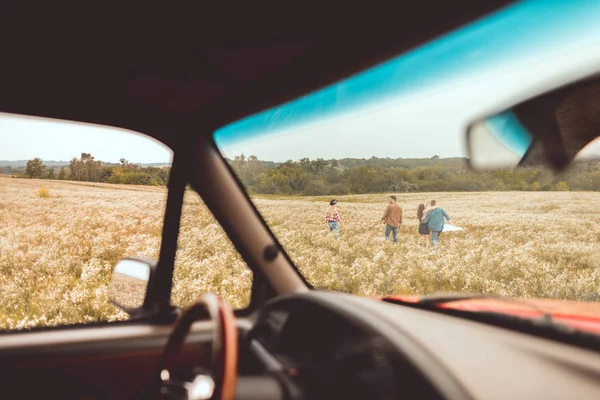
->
<box><xmin>555</xmin><ymin>181</ymin><xmax>570</xmax><ymax>191</ymax></box>
<box><xmin>25</xmin><ymin>158</ymin><xmax>46</xmax><ymax>178</ymax></box>
<box><xmin>311</xmin><ymin>159</ymin><xmax>328</xmax><ymax>176</ymax></box>
<box><xmin>346</xmin><ymin>166</ymin><xmax>373</xmax><ymax>193</ymax></box>
<box><xmin>211</xmin><ymin>155</ymin><xmax>600</xmax><ymax>195</ymax></box>
<box><xmin>69</xmin><ymin>157</ymin><xmax>87</xmax><ymax>181</ymax></box>
<box><xmin>44</xmin><ymin>168</ymin><xmax>55</xmax><ymax>179</ymax></box>
<box><xmin>299</xmin><ymin>158</ymin><xmax>312</xmax><ymax>172</ymax></box>
<box><xmin>69</xmin><ymin>153</ymin><xmax>103</xmax><ymax>181</ymax></box>
<box><xmin>232</xmin><ymin>154</ymin><xmax>246</xmax><ymax>175</ymax></box>
<box><xmin>246</xmin><ymin>156</ymin><xmax>263</xmax><ymax>186</ymax></box>
<box><xmin>58</xmin><ymin>166</ymin><xmax>67</xmax><ymax>180</ymax></box>
<box><xmin>302</xmin><ymin>180</ymin><xmax>328</xmax><ymax>195</ymax></box>
<box><xmin>82</xmin><ymin>153</ymin><xmax>102</xmax><ymax>182</ymax></box>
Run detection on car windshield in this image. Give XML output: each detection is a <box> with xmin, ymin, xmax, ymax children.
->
<box><xmin>213</xmin><ymin>0</ymin><xmax>600</xmax><ymax>321</ymax></box>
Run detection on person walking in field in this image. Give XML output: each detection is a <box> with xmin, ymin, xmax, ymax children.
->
<box><xmin>325</xmin><ymin>199</ymin><xmax>342</xmax><ymax>240</ymax></box>
<box><xmin>381</xmin><ymin>195</ymin><xmax>402</xmax><ymax>243</ymax></box>
<box><xmin>421</xmin><ymin>199</ymin><xmax>451</xmax><ymax>249</ymax></box>
<box><xmin>417</xmin><ymin>203</ymin><xmax>431</xmax><ymax>248</ymax></box>
<box><xmin>423</xmin><ymin>200</ymin><xmax>436</xmax><ymax>215</ymax></box>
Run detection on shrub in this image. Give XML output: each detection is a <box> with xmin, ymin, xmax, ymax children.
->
<box><xmin>38</xmin><ymin>187</ymin><xmax>50</xmax><ymax>198</ymax></box>
<box><xmin>302</xmin><ymin>180</ymin><xmax>328</xmax><ymax>196</ymax></box>
<box><xmin>554</xmin><ymin>181</ymin><xmax>570</xmax><ymax>191</ymax></box>
<box><xmin>540</xmin><ymin>203</ymin><xmax>560</xmax><ymax>212</ymax></box>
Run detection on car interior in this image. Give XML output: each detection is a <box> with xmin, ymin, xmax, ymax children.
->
<box><xmin>3</xmin><ymin>2</ymin><xmax>600</xmax><ymax>400</ymax></box>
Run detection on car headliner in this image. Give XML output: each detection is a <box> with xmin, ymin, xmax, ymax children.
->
<box><xmin>0</xmin><ymin>2</ymin><xmax>513</xmax><ymax>150</ymax></box>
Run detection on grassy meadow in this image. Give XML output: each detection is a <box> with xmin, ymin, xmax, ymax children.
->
<box><xmin>1</xmin><ymin>175</ymin><xmax>599</xmax><ymax>330</ymax></box>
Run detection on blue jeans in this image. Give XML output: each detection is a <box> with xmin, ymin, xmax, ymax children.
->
<box><xmin>329</xmin><ymin>222</ymin><xmax>340</xmax><ymax>240</ymax></box>
<box><xmin>431</xmin><ymin>230</ymin><xmax>441</xmax><ymax>248</ymax></box>
<box><xmin>384</xmin><ymin>224</ymin><xmax>398</xmax><ymax>243</ymax></box>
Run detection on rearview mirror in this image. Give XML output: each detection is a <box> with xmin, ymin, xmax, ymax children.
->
<box><xmin>466</xmin><ymin>73</ymin><xmax>600</xmax><ymax>171</ymax></box>
<box><xmin>109</xmin><ymin>258</ymin><xmax>154</xmax><ymax>314</ymax></box>
<box><xmin>467</xmin><ymin>110</ymin><xmax>533</xmax><ymax>170</ymax></box>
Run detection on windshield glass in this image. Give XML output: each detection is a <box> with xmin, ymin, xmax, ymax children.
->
<box><xmin>214</xmin><ymin>0</ymin><xmax>600</xmax><ymax>313</ymax></box>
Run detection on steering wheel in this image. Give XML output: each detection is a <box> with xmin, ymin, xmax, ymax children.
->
<box><xmin>157</xmin><ymin>293</ymin><xmax>238</xmax><ymax>400</ymax></box>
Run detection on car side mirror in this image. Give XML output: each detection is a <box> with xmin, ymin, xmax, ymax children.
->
<box><xmin>109</xmin><ymin>257</ymin><xmax>156</xmax><ymax>317</ymax></box>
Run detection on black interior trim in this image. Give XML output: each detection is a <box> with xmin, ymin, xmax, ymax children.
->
<box><xmin>259</xmin><ymin>293</ymin><xmax>473</xmax><ymax>400</ymax></box>
<box><xmin>208</xmin><ymin>137</ymin><xmax>313</xmax><ymax>289</ymax></box>
<box><xmin>186</xmin><ymin>137</ymin><xmax>310</xmax><ymax>296</ymax></box>
<box><xmin>150</xmin><ymin>149</ymin><xmax>189</xmax><ymax>321</ymax></box>
<box><xmin>0</xmin><ymin>330</ymin><xmax>212</xmax><ymax>361</ymax></box>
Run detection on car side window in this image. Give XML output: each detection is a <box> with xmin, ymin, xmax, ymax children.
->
<box><xmin>171</xmin><ymin>189</ymin><xmax>252</xmax><ymax>310</ymax></box>
<box><xmin>0</xmin><ymin>114</ymin><xmax>173</xmax><ymax>330</ymax></box>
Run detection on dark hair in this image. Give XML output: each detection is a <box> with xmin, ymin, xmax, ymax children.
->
<box><xmin>330</xmin><ymin>199</ymin><xmax>337</xmax><ymax>205</ymax></box>
<box><xmin>417</xmin><ymin>203</ymin><xmax>425</xmax><ymax>221</ymax></box>
<box><xmin>389</xmin><ymin>195</ymin><xmax>397</xmax><ymax>201</ymax></box>
<box><xmin>430</xmin><ymin>199</ymin><xmax>436</xmax><ymax>206</ymax></box>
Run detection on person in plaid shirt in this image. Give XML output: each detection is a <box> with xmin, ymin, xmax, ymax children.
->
<box><xmin>325</xmin><ymin>199</ymin><xmax>342</xmax><ymax>240</ymax></box>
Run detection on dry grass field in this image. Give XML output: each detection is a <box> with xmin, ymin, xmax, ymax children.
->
<box><xmin>259</xmin><ymin>192</ymin><xmax>600</xmax><ymax>301</ymax></box>
<box><xmin>1</xmin><ymin>175</ymin><xmax>599</xmax><ymax>330</ymax></box>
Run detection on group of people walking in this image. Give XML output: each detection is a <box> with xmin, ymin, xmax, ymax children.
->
<box><xmin>416</xmin><ymin>199</ymin><xmax>451</xmax><ymax>248</ymax></box>
<box><xmin>325</xmin><ymin>195</ymin><xmax>451</xmax><ymax>249</ymax></box>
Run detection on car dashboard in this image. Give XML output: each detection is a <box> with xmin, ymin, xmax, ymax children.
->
<box><xmin>240</xmin><ymin>291</ymin><xmax>600</xmax><ymax>400</ymax></box>
<box><xmin>245</xmin><ymin>295</ymin><xmax>444</xmax><ymax>400</ymax></box>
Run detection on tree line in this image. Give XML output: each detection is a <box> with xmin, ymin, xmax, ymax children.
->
<box><xmin>4</xmin><ymin>153</ymin><xmax>600</xmax><ymax>193</ymax></box>
<box><xmin>4</xmin><ymin>153</ymin><xmax>170</xmax><ymax>186</ymax></box>
<box><xmin>227</xmin><ymin>154</ymin><xmax>600</xmax><ymax>195</ymax></box>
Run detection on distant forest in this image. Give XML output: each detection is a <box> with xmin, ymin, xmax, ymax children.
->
<box><xmin>3</xmin><ymin>153</ymin><xmax>600</xmax><ymax>193</ymax></box>
<box><xmin>2</xmin><ymin>153</ymin><xmax>170</xmax><ymax>186</ymax></box>
<box><xmin>226</xmin><ymin>154</ymin><xmax>600</xmax><ymax>195</ymax></box>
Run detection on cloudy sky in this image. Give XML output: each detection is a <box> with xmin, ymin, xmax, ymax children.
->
<box><xmin>0</xmin><ymin>114</ymin><xmax>173</xmax><ymax>164</ymax></box>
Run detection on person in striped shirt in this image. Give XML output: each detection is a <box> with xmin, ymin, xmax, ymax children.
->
<box><xmin>325</xmin><ymin>199</ymin><xmax>342</xmax><ymax>240</ymax></box>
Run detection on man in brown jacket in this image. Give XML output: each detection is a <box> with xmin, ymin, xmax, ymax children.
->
<box><xmin>381</xmin><ymin>195</ymin><xmax>403</xmax><ymax>243</ymax></box>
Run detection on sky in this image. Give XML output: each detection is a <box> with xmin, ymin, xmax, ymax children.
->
<box><xmin>0</xmin><ymin>114</ymin><xmax>173</xmax><ymax>164</ymax></box>
<box><xmin>2</xmin><ymin>0</ymin><xmax>600</xmax><ymax>165</ymax></box>
<box><xmin>215</xmin><ymin>0</ymin><xmax>600</xmax><ymax>163</ymax></box>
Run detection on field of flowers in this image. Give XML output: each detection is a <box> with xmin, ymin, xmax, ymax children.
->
<box><xmin>1</xmin><ymin>175</ymin><xmax>599</xmax><ymax>330</ymax></box>
<box><xmin>258</xmin><ymin>192</ymin><xmax>600</xmax><ymax>302</ymax></box>
<box><xmin>0</xmin><ymin>176</ymin><xmax>252</xmax><ymax>330</ymax></box>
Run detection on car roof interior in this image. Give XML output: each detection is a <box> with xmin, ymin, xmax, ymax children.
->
<box><xmin>0</xmin><ymin>2</ymin><xmax>514</xmax><ymax>148</ymax></box>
